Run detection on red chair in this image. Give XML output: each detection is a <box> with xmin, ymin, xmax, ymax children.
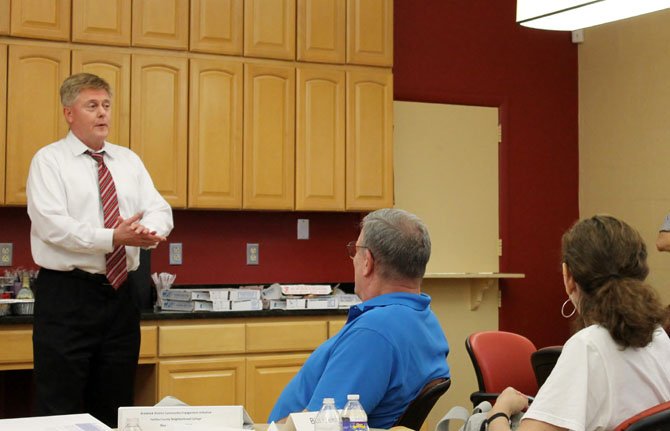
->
<box><xmin>465</xmin><ymin>331</ymin><xmax>538</xmax><ymax>406</ymax></box>
<box><xmin>614</xmin><ymin>400</ymin><xmax>670</xmax><ymax>431</ymax></box>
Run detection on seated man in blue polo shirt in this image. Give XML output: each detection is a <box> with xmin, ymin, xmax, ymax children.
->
<box><xmin>268</xmin><ymin>208</ymin><xmax>450</xmax><ymax>429</ymax></box>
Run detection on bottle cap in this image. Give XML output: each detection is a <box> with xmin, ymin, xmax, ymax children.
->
<box><xmin>347</xmin><ymin>394</ymin><xmax>360</xmax><ymax>400</ymax></box>
<box><xmin>323</xmin><ymin>397</ymin><xmax>335</xmax><ymax>404</ymax></box>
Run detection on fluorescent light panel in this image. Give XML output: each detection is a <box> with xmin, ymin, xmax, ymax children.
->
<box><xmin>517</xmin><ymin>0</ymin><xmax>670</xmax><ymax>31</ymax></box>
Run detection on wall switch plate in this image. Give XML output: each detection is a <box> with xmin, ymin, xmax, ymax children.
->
<box><xmin>0</xmin><ymin>243</ymin><xmax>12</xmax><ymax>267</ymax></box>
<box><xmin>247</xmin><ymin>243</ymin><xmax>259</xmax><ymax>265</ymax></box>
<box><xmin>169</xmin><ymin>243</ymin><xmax>183</xmax><ymax>265</ymax></box>
<box><xmin>297</xmin><ymin>219</ymin><xmax>309</xmax><ymax>240</ymax></box>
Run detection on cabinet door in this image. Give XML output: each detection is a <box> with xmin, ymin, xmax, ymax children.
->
<box><xmin>297</xmin><ymin>0</ymin><xmax>345</xmax><ymax>64</ymax></box>
<box><xmin>244</xmin><ymin>0</ymin><xmax>296</xmax><ymax>60</ymax></box>
<box><xmin>0</xmin><ymin>44</ymin><xmax>5</xmax><ymax>204</ymax></box>
<box><xmin>72</xmin><ymin>49</ymin><xmax>131</xmax><ymax>148</ymax></box>
<box><xmin>346</xmin><ymin>0</ymin><xmax>393</xmax><ymax>66</ymax></box>
<box><xmin>10</xmin><ymin>0</ymin><xmax>70</xmax><ymax>41</ymax></box>
<box><xmin>190</xmin><ymin>0</ymin><xmax>243</xmax><ymax>55</ymax></box>
<box><xmin>246</xmin><ymin>354</ymin><xmax>310</xmax><ymax>422</ymax></box>
<box><xmin>243</xmin><ymin>63</ymin><xmax>295</xmax><ymax>210</ymax></box>
<box><xmin>72</xmin><ymin>0</ymin><xmax>131</xmax><ymax>46</ymax></box>
<box><xmin>346</xmin><ymin>68</ymin><xmax>393</xmax><ymax>210</ymax></box>
<box><xmin>131</xmin><ymin>55</ymin><xmax>188</xmax><ymax>208</ymax></box>
<box><xmin>6</xmin><ymin>45</ymin><xmax>70</xmax><ymax>205</ymax></box>
<box><xmin>296</xmin><ymin>66</ymin><xmax>345</xmax><ymax>211</ymax></box>
<box><xmin>132</xmin><ymin>0</ymin><xmax>188</xmax><ymax>50</ymax></box>
<box><xmin>0</xmin><ymin>0</ymin><xmax>9</xmax><ymax>34</ymax></box>
<box><xmin>158</xmin><ymin>357</ymin><xmax>245</xmax><ymax>406</ymax></box>
<box><xmin>188</xmin><ymin>58</ymin><xmax>243</xmax><ymax>209</ymax></box>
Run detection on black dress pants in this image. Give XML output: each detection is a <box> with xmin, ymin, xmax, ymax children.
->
<box><xmin>33</xmin><ymin>268</ymin><xmax>141</xmax><ymax>428</ymax></box>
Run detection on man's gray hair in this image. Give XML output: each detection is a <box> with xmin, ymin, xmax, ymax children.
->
<box><xmin>360</xmin><ymin>208</ymin><xmax>431</xmax><ymax>280</ymax></box>
<box><xmin>60</xmin><ymin>73</ymin><xmax>111</xmax><ymax>107</ymax></box>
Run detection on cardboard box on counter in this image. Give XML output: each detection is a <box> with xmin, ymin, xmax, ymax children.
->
<box><xmin>161</xmin><ymin>299</ymin><xmax>213</xmax><ymax>312</ymax></box>
<box><xmin>286</xmin><ymin>298</ymin><xmax>307</xmax><ymax>309</ymax></box>
<box><xmin>230</xmin><ymin>299</ymin><xmax>263</xmax><ymax>311</ymax></box>
<box><xmin>281</xmin><ymin>284</ymin><xmax>332</xmax><ymax>296</ymax></box>
<box><xmin>160</xmin><ymin>289</ymin><xmax>210</xmax><ymax>301</ymax></box>
<box><xmin>307</xmin><ymin>297</ymin><xmax>338</xmax><ymax>309</ymax></box>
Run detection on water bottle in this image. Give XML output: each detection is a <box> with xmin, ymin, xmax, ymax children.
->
<box><xmin>342</xmin><ymin>394</ymin><xmax>368</xmax><ymax>431</ymax></box>
<box><xmin>314</xmin><ymin>397</ymin><xmax>342</xmax><ymax>431</ymax></box>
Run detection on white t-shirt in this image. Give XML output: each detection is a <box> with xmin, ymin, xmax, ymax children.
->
<box><xmin>523</xmin><ymin>325</ymin><xmax>670</xmax><ymax>431</ymax></box>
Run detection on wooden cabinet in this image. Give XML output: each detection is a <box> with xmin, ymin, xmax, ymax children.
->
<box><xmin>297</xmin><ymin>0</ymin><xmax>345</xmax><ymax>64</ymax></box>
<box><xmin>72</xmin><ymin>0</ymin><xmax>131</xmax><ymax>46</ymax></box>
<box><xmin>0</xmin><ymin>0</ymin><xmax>9</xmax><ymax>34</ymax></box>
<box><xmin>347</xmin><ymin>0</ymin><xmax>393</xmax><ymax>66</ymax></box>
<box><xmin>243</xmin><ymin>63</ymin><xmax>296</xmax><ymax>210</ymax></box>
<box><xmin>244</xmin><ymin>0</ymin><xmax>296</xmax><ymax>60</ymax></box>
<box><xmin>10</xmin><ymin>0</ymin><xmax>70</xmax><ymax>41</ymax></box>
<box><xmin>188</xmin><ymin>58</ymin><xmax>243</xmax><ymax>209</ymax></box>
<box><xmin>6</xmin><ymin>45</ymin><xmax>70</xmax><ymax>205</ymax></box>
<box><xmin>296</xmin><ymin>66</ymin><xmax>346</xmax><ymax>211</ymax></box>
<box><xmin>71</xmin><ymin>49</ymin><xmax>131</xmax><ymax>148</ymax></box>
<box><xmin>190</xmin><ymin>0</ymin><xmax>243</xmax><ymax>55</ymax></box>
<box><xmin>132</xmin><ymin>0</ymin><xmax>189</xmax><ymax>50</ymax></box>
<box><xmin>346</xmin><ymin>68</ymin><xmax>394</xmax><ymax>210</ymax></box>
<box><xmin>131</xmin><ymin>54</ymin><xmax>188</xmax><ymax>208</ymax></box>
<box><xmin>0</xmin><ymin>44</ymin><xmax>5</xmax><ymax>204</ymax></box>
<box><xmin>0</xmin><ymin>326</ymin><xmax>33</xmax><ymax>371</ymax></box>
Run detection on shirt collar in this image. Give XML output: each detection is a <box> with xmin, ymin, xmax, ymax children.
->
<box><xmin>65</xmin><ymin>131</ymin><xmax>115</xmax><ymax>158</ymax></box>
<box><xmin>346</xmin><ymin>292</ymin><xmax>430</xmax><ymax>323</ymax></box>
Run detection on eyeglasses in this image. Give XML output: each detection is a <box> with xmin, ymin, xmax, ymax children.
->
<box><xmin>346</xmin><ymin>241</ymin><xmax>370</xmax><ymax>259</ymax></box>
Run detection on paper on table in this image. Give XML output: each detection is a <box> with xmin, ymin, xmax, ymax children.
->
<box><xmin>0</xmin><ymin>413</ymin><xmax>111</xmax><ymax>431</ymax></box>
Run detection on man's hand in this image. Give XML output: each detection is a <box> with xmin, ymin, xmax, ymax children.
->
<box><xmin>112</xmin><ymin>213</ymin><xmax>167</xmax><ymax>247</ymax></box>
<box><xmin>657</xmin><ymin>231</ymin><xmax>670</xmax><ymax>252</ymax></box>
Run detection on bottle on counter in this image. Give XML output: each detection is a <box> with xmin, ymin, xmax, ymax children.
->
<box><xmin>314</xmin><ymin>397</ymin><xmax>342</xmax><ymax>431</ymax></box>
<box><xmin>341</xmin><ymin>394</ymin><xmax>368</xmax><ymax>431</ymax></box>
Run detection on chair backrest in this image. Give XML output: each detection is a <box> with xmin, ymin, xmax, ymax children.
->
<box><xmin>394</xmin><ymin>377</ymin><xmax>451</xmax><ymax>431</ymax></box>
<box><xmin>466</xmin><ymin>331</ymin><xmax>538</xmax><ymax>396</ymax></box>
<box><xmin>530</xmin><ymin>345</ymin><xmax>563</xmax><ymax>388</ymax></box>
<box><xmin>614</xmin><ymin>400</ymin><xmax>670</xmax><ymax>431</ymax></box>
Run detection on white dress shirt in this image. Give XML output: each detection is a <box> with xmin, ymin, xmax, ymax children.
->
<box><xmin>27</xmin><ymin>131</ymin><xmax>173</xmax><ymax>274</ymax></box>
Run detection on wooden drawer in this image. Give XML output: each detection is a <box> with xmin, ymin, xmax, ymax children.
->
<box><xmin>139</xmin><ymin>325</ymin><xmax>157</xmax><ymax>359</ymax></box>
<box><xmin>246</xmin><ymin>321</ymin><xmax>328</xmax><ymax>352</ymax></box>
<box><xmin>328</xmin><ymin>319</ymin><xmax>346</xmax><ymax>337</ymax></box>
<box><xmin>159</xmin><ymin>323</ymin><xmax>245</xmax><ymax>357</ymax></box>
<box><xmin>0</xmin><ymin>327</ymin><xmax>33</xmax><ymax>367</ymax></box>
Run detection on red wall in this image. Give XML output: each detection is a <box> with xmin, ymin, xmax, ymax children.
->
<box><xmin>394</xmin><ymin>0</ymin><xmax>579</xmax><ymax>347</ymax></box>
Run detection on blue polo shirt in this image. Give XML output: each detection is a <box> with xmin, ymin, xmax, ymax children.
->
<box><xmin>268</xmin><ymin>292</ymin><xmax>450</xmax><ymax>428</ymax></box>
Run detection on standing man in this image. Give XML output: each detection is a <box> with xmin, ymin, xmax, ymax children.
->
<box><xmin>26</xmin><ymin>73</ymin><xmax>173</xmax><ymax>427</ymax></box>
<box><xmin>269</xmin><ymin>208</ymin><xmax>450</xmax><ymax>429</ymax></box>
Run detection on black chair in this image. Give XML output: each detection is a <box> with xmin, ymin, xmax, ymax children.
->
<box><xmin>394</xmin><ymin>377</ymin><xmax>451</xmax><ymax>430</ymax></box>
<box><xmin>530</xmin><ymin>346</ymin><xmax>562</xmax><ymax>388</ymax></box>
<box><xmin>614</xmin><ymin>400</ymin><xmax>670</xmax><ymax>430</ymax></box>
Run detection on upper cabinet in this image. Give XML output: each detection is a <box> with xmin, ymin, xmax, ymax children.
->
<box><xmin>71</xmin><ymin>49</ymin><xmax>131</xmax><ymax>148</ymax></box>
<box><xmin>346</xmin><ymin>68</ymin><xmax>394</xmax><ymax>210</ymax></box>
<box><xmin>6</xmin><ymin>45</ymin><xmax>70</xmax><ymax>205</ymax></box>
<box><xmin>132</xmin><ymin>0</ymin><xmax>189</xmax><ymax>50</ymax></box>
<box><xmin>188</xmin><ymin>58</ymin><xmax>243</xmax><ymax>209</ymax></box>
<box><xmin>0</xmin><ymin>0</ymin><xmax>9</xmax><ymax>34</ymax></box>
<box><xmin>244</xmin><ymin>0</ymin><xmax>296</xmax><ymax>60</ymax></box>
<box><xmin>72</xmin><ymin>0</ymin><xmax>131</xmax><ymax>46</ymax></box>
<box><xmin>243</xmin><ymin>63</ymin><xmax>296</xmax><ymax>210</ymax></box>
<box><xmin>10</xmin><ymin>0</ymin><xmax>71</xmax><ymax>41</ymax></box>
<box><xmin>297</xmin><ymin>0</ymin><xmax>345</xmax><ymax>64</ymax></box>
<box><xmin>190</xmin><ymin>0</ymin><xmax>243</xmax><ymax>55</ymax></box>
<box><xmin>346</xmin><ymin>0</ymin><xmax>393</xmax><ymax>66</ymax></box>
<box><xmin>0</xmin><ymin>44</ymin><xmax>6</xmax><ymax>204</ymax></box>
<box><xmin>131</xmin><ymin>54</ymin><xmax>188</xmax><ymax>208</ymax></box>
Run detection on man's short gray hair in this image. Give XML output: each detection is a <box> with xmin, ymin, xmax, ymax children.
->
<box><xmin>360</xmin><ymin>208</ymin><xmax>431</xmax><ymax>280</ymax></box>
<box><xmin>60</xmin><ymin>73</ymin><xmax>111</xmax><ymax>107</ymax></box>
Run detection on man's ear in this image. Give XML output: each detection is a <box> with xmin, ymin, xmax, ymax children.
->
<box><xmin>63</xmin><ymin>107</ymin><xmax>73</xmax><ymax>125</ymax></box>
<box><xmin>362</xmin><ymin>249</ymin><xmax>374</xmax><ymax>277</ymax></box>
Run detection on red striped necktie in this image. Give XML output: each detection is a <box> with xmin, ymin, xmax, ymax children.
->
<box><xmin>87</xmin><ymin>151</ymin><xmax>127</xmax><ymax>289</ymax></box>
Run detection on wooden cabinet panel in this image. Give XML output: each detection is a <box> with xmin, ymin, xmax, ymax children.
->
<box><xmin>0</xmin><ymin>327</ymin><xmax>33</xmax><ymax>368</ymax></box>
<box><xmin>131</xmin><ymin>54</ymin><xmax>188</xmax><ymax>207</ymax></box>
<box><xmin>158</xmin><ymin>357</ymin><xmax>245</xmax><ymax>406</ymax></box>
<box><xmin>159</xmin><ymin>323</ymin><xmax>245</xmax><ymax>357</ymax></box>
<box><xmin>296</xmin><ymin>66</ymin><xmax>345</xmax><ymax>211</ymax></box>
<box><xmin>132</xmin><ymin>0</ymin><xmax>188</xmax><ymax>50</ymax></box>
<box><xmin>0</xmin><ymin>0</ymin><xmax>9</xmax><ymax>34</ymax></box>
<box><xmin>6</xmin><ymin>45</ymin><xmax>70</xmax><ymax>205</ymax></box>
<box><xmin>297</xmin><ymin>0</ymin><xmax>345</xmax><ymax>63</ymax></box>
<box><xmin>328</xmin><ymin>319</ymin><xmax>346</xmax><ymax>337</ymax></box>
<box><xmin>246</xmin><ymin>354</ymin><xmax>310</xmax><ymax>422</ymax></box>
<box><xmin>346</xmin><ymin>68</ymin><xmax>394</xmax><ymax>210</ymax></box>
<box><xmin>244</xmin><ymin>0</ymin><xmax>296</xmax><ymax>60</ymax></box>
<box><xmin>72</xmin><ymin>49</ymin><xmax>131</xmax><ymax>148</ymax></box>
<box><xmin>0</xmin><ymin>44</ymin><xmax>5</xmax><ymax>204</ymax></box>
<box><xmin>139</xmin><ymin>325</ymin><xmax>158</xmax><ymax>360</ymax></box>
<box><xmin>346</xmin><ymin>0</ymin><xmax>393</xmax><ymax>66</ymax></box>
<box><xmin>72</xmin><ymin>0</ymin><xmax>131</xmax><ymax>46</ymax></box>
<box><xmin>188</xmin><ymin>58</ymin><xmax>243</xmax><ymax>209</ymax></box>
<box><xmin>10</xmin><ymin>0</ymin><xmax>70</xmax><ymax>41</ymax></box>
<box><xmin>246</xmin><ymin>320</ymin><xmax>327</xmax><ymax>352</ymax></box>
<box><xmin>190</xmin><ymin>0</ymin><xmax>243</xmax><ymax>55</ymax></box>
<box><xmin>243</xmin><ymin>63</ymin><xmax>295</xmax><ymax>210</ymax></box>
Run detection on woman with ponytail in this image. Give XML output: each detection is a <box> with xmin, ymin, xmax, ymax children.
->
<box><xmin>487</xmin><ymin>215</ymin><xmax>670</xmax><ymax>431</ymax></box>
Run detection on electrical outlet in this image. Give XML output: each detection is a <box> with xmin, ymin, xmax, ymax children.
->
<box><xmin>169</xmin><ymin>243</ymin><xmax>183</xmax><ymax>265</ymax></box>
<box><xmin>297</xmin><ymin>219</ymin><xmax>309</xmax><ymax>240</ymax></box>
<box><xmin>0</xmin><ymin>243</ymin><xmax>12</xmax><ymax>267</ymax></box>
<box><xmin>247</xmin><ymin>243</ymin><xmax>259</xmax><ymax>265</ymax></box>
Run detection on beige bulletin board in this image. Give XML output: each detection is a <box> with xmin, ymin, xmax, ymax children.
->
<box><xmin>393</xmin><ymin>101</ymin><xmax>499</xmax><ymax>274</ymax></box>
